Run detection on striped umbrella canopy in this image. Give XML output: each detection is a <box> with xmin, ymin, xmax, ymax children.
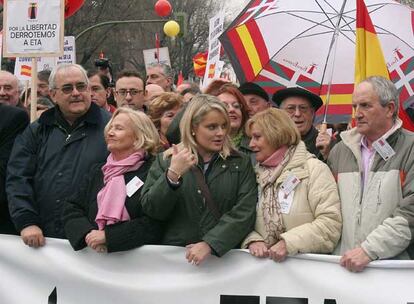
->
<box><xmin>219</xmin><ymin>0</ymin><xmax>414</xmax><ymax>123</ymax></box>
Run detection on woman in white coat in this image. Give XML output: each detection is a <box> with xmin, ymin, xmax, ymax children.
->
<box><xmin>242</xmin><ymin>108</ymin><xmax>342</xmax><ymax>262</ymax></box>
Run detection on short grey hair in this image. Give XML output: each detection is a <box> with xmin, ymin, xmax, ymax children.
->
<box><xmin>147</xmin><ymin>62</ymin><xmax>174</xmax><ymax>79</ymax></box>
<box><xmin>362</xmin><ymin>76</ymin><xmax>399</xmax><ymax>120</ymax></box>
<box><xmin>49</xmin><ymin>63</ymin><xmax>89</xmax><ymax>89</ymax></box>
<box><xmin>0</xmin><ymin>70</ymin><xmax>21</xmax><ymax>92</ymax></box>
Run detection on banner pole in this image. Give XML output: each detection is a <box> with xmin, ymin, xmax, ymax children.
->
<box><xmin>30</xmin><ymin>58</ymin><xmax>38</xmax><ymax>122</ymax></box>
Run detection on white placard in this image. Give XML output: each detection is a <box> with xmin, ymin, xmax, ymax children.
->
<box><xmin>14</xmin><ymin>36</ymin><xmax>76</xmax><ymax>81</ymax></box>
<box><xmin>202</xmin><ymin>12</ymin><xmax>225</xmax><ymax>88</ymax></box>
<box><xmin>57</xmin><ymin>36</ymin><xmax>76</xmax><ymax>65</ymax></box>
<box><xmin>2</xmin><ymin>0</ymin><xmax>64</xmax><ymax>57</ymax></box>
<box><xmin>143</xmin><ymin>47</ymin><xmax>171</xmax><ymax>69</ymax></box>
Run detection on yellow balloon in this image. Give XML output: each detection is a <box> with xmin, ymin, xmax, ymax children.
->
<box><xmin>164</xmin><ymin>20</ymin><xmax>180</xmax><ymax>37</ymax></box>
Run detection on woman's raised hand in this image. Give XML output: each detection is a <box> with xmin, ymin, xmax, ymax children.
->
<box><xmin>168</xmin><ymin>144</ymin><xmax>197</xmax><ymax>182</ymax></box>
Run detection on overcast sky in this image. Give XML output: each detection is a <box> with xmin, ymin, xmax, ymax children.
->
<box><xmin>224</xmin><ymin>0</ymin><xmax>249</xmax><ymax>17</ymax></box>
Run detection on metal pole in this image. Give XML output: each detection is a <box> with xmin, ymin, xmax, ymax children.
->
<box><xmin>322</xmin><ymin>0</ymin><xmax>348</xmax><ymax>125</ymax></box>
<box><xmin>75</xmin><ymin>19</ymin><xmax>165</xmax><ymax>41</ymax></box>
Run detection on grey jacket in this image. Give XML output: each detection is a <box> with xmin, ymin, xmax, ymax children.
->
<box><xmin>328</xmin><ymin>119</ymin><xmax>414</xmax><ymax>259</ymax></box>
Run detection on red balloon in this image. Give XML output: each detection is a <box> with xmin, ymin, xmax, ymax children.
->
<box><xmin>65</xmin><ymin>0</ymin><xmax>85</xmax><ymax>19</ymax></box>
<box><xmin>154</xmin><ymin>0</ymin><xmax>172</xmax><ymax>18</ymax></box>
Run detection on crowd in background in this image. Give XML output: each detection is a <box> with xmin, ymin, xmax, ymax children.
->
<box><xmin>0</xmin><ymin>62</ymin><xmax>413</xmax><ymax>273</ymax></box>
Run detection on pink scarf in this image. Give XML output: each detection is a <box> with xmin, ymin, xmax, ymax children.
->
<box><xmin>95</xmin><ymin>150</ymin><xmax>146</xmax><ymax>230</ymax></box>
<box><xmin>260</xmin><ymin>145</ymin><xmax>288</xmax><ymax>167</ymax></box>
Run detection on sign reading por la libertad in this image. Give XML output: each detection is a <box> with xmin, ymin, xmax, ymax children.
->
<box><xmin>2</xmin><ymin>0</ymin><xmax>64</xmax><ymax>57</ymax></box>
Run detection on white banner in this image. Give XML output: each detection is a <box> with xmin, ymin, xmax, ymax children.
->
<box><xmin>3</xmin><ymin>0</ymin><xmax>64</xmax><ymax>57</ymax></box>
<box><xmin>202</xmin><ymin>12</ymin><xmax>225</xmax><ymax>89</ymax></box>
<box><xmin>0</xmin><ymin>235</ymin><xmax>413</xmax><ymax>304</ymax></box>
<box><xmin>14</xmin><ymin>36</ymin><xmax>76</xmax><ymax>81</ymax></box>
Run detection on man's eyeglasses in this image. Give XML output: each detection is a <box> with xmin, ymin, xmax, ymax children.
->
<box><xmin>116</xmin><ymin>89</ymin><xmax>144</xmax><ymax>97</ymax></box>
<box><xmin>55</xmin><ymin>83</ymin><xmax>88</xmax><ymax>94</ymax></box>
<box><xmin>283</xmin><ymin>104</ymin><xmax>311</xmax><ymax>114</ymax></box>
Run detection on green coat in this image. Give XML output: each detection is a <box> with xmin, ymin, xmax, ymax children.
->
<box><xmin>141</xmin><ymin>150</ymin><xmax>258</xmax><ymax>257</ymax></box>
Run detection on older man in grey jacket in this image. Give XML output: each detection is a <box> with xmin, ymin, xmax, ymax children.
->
<box><xmin>328</xmin><ymin>76</ymin><xmax>414</xmax><ymax>272</ymax></box>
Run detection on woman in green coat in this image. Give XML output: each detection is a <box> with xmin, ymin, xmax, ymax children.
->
<box><xmin>141</xmin><ymin>94</ymin><xmax>258</xmax><ymax>265</ymax></box>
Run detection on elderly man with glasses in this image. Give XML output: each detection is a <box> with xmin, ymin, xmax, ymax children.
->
<box><xmin>272</xmin><ymin>87</ymin><xmax>332</xmax><ymax>160</ymax></box>
<box><xmin>6</xmin><ymin>64</ymin><xmax>110</xmax><ymax>247</ymax></box>
<box><xmin>115</xmin><ymin>70</ymin><xmax>146</xmax><ymax>112</ymax></box>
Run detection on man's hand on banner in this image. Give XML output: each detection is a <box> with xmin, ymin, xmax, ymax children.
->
<box><xmin>268</xmin><ymin>240</ymin><xmax>288</xmax><ymax>262</ymax></box>
<box><xmin>85</xmin><ymin>230</ymin><xmax>106</xmax><ymax>251</ymax></box>
<box><xmin>340</xmin><ymin>247</ymin><xmax>372</xmax><ymax>272</ymax></box>
<box><xmin>248</xmin><ymin>241</ymin><xmax>269</xmax><ymax>258</ymax></box>
<box><xmin>20</xmin><ymin>225</ymin><xmax>45</xmax><ymax>248</ymax></box>
<box><xmin>185</xmin><ymin>241</ymin><xmax>212</xmax><ymax>266</ymax></box>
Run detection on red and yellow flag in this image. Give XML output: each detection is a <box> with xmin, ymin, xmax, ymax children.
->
<box><xmin>354</xmin><ymin>0</ymin><xmax>414</xmax><ymax>130</ymax></box>
<box><xmin>193</xmin><ymin>52</ymin><xmax>208</xmax><ymax>77</ymax></box>
<box><xmin>354</xmin><ymin>0</ymin><xmax>389</xmax><ymax>83</ymax></box>
<box><xmin>21</xmin><ymin>65</ymin><xmax>32</xmax><ymax>77</ymax></box>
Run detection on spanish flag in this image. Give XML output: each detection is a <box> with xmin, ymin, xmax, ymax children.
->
<box><xmin>208</xmin><ymin>63</ymin><xmax>216</xmax><ymax>79</ymax></box>
<box><xmin>193</xmin><ymin>52</ymin><xmax>208</xmax><ymax>77</ymax></box>
<box><xmin>354</xmin><ymin>0</ymin><xmax>389</xmax><ymax>82</ymax></box>
<box><xmin>21</xmin><ymin>65</ymin><xmax>32</xmax><ymax>77</ymax></box>
<box><xmin>354</xmin><ymin>0</ymin><xmax>414</xmax><ymax>130</ymax></box>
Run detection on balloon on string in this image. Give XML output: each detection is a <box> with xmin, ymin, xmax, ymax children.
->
<box><xmin>163</xmin><ymin>20</ymin><xmax>180</xmax><ymax>37</ymax></box>
<box><xmin>65</xmin><ymin>0</ymin><xmax>85</xmax><ymax>18</ymax></box>
<box><xmin>154</xmin><ymin>0</ymin><xmax>172</xmax><ymax>17</ymax></box>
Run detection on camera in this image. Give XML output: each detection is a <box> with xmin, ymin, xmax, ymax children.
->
<box><xmin>94</xmin><ymin>58</ymin><xmax>110</xmax><ymax>69</ymax></box>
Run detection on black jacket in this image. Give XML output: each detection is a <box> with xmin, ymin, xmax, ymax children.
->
<box><xmin>6</xmin><ymin>103</ymin><xmax>110</xmax><ymax>238</ymax></box>
<box><xmin>63</xmin><ymin>158</ymin><xmax>163</xmax><ymax>252</ymax></box>
<box><xmin>0</xmin><ymin>104</ymin><xmax>29</xmax><ymax>234</ymax></box>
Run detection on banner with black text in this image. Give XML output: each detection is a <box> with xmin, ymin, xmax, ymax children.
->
<box><xmin>0</xmin><ymin>235</ymin><xmax>413</xmax><ymax>304</ymax></box>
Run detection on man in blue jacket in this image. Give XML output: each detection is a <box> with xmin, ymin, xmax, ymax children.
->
<box><xmin>6</xmin><ymin>64</ymin><xmax>110</xmax><ymax>247</ymax></box>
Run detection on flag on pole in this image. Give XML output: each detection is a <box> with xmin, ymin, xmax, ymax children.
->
<box><xmin>155</xmin><ymin>34</ymin><xmax>160</xmax><ymax>63</ymax></box>
<box><xmin>354</xmin><ymin>0</ymin><xmax>414</xmax><ymax>130</ymax></box>
<box><xmin>176</xmin><ymin>71</ymin><xmax>184</xmax><ymax>86</ymax></box>
<box><xmin>354</xmin><ymin>0</ymin><xmax>389</xmax><ymax>82</ymax></box>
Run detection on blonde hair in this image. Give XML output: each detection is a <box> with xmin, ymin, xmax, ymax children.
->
<box><xmin>165</xmin><ymin>94</ymin><xmax>232</xmax><ymax>162</ymax></box>
<box><xmin>246</xmin><ymin>108</ymin><xmax>300</xmax><ymax>149</ymax></box>
<box><xmin>148</xmin><ymin>92</ymin><xmax>183</xmax><ymax>130</ymax></box>
<box><xmin>104</xmin><ymin>108</ymin><xmax>160</xmax><ymax>155</ymax></box>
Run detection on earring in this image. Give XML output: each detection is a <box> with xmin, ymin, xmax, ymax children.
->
<box><xmin>191</xmin><ymin>131</ymin><xmax>195</xmax><ymax>136</ymax></box>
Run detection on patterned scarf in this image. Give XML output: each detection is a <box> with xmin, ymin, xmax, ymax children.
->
<box><xmin>231</xmin><ymin>131</ymin><xmax>244</xmax><ymax>149</ymax></box>
<box><xmin>256</xmin><ymin>145</ymin><xmax>296</xmax><ymax>245</ymax></box>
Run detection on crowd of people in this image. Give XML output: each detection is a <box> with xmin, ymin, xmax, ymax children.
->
<box><xmin>0</xmin><ymin>62</ymin><xmax>413</xmax><ymax>273</ymax></box>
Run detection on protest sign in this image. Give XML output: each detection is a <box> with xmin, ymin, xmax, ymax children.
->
<box><xmin>14</xmin><ymin>36</ymin><xmax>76</xmax><ymax>81</ymax></box>
<box><xmin>143</xmin><ymin>47</ymin><xmax>171</xmax><ymax>69</ymax></box>
<box><xmin>2</xmin><ymin>0</ymin><xmax>64</xmax><ymax>57</ymax></box>
<box><xmin>202</xmin><ymin>12</ymin><xmax>225</xmax><ymax>88</ymax></box>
